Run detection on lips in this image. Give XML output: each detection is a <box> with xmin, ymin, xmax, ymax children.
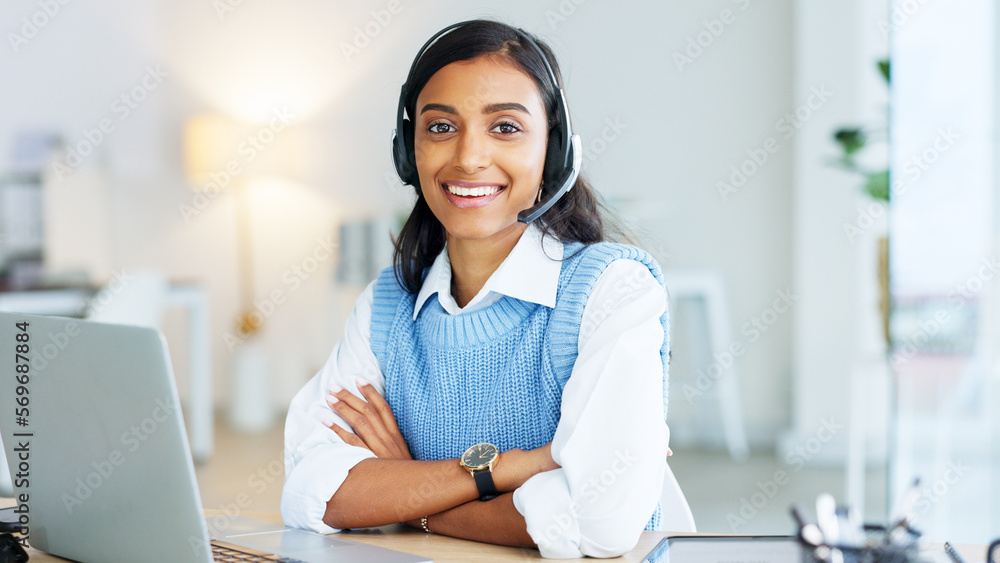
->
<box><xmin>440</xmin><ymin>181</ymin><xmax>506</xmax><ymax>209</ymax></box>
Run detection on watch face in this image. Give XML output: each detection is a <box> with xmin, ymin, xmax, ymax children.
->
<box><xmin>462</xmin><ymin>443</ymin><xmax>498</xmax><ymax>469</ymax></box>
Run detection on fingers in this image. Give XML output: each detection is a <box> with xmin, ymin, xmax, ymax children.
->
<box><xmin>355</xmin><ymin>379</ymin><xmax>412</xmax><ymax>460</ymax></box>
<box><xmin>355</xmin><ymin>378</ymin><xmax>403</xmax><ymax>433</ymax></box>
<box><xmin>326</xmin><ymin>380</ymin><xmax>412</xmax><ymax>460</ymax></box>
<box><xmin>328</xmin><ymin>422</ymin><xmax>368</xmax><ymax>450</ymax></box>
<box><xmin>327</xmin><ymin>384</ymin><xmax>381</xmax><ymax>441</ymax></box>
<box><xmin>329</xmin><ymin>383</ymin><xmax>377</xmax><ymax>423</ymax></box>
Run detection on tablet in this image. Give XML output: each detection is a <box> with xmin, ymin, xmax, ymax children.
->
<box><xmin>644</xmin><ymin>535</ymin><xmax>804</xmax><ymax>563</ymax></box>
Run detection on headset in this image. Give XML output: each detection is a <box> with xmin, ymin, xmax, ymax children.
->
<box><xmin>390</xmin><ymin>20</ymin><xmax>582</xmax><ymax>224</ymax></box>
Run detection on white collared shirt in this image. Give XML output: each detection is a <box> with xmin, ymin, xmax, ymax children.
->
<box><xmin>281</xmin><ymin>224</ymin><xmax>669</xmax><ymax>558</ymax></box>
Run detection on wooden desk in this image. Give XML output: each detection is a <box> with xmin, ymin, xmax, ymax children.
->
<box><xmin>4</xmin><ymin>506</ymin><xmax>990</xmax><ymax>562</ymax></box>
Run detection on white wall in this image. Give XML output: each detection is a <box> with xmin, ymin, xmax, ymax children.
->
<box><xmin>1</xmin><ymin>0</ymin><xmax>828</xmax><ymax>445</ymax></box>
<box><xmin>651</xmin><ymin>0</ymin><xmax>795</xmax><ymax>446</ymax></box>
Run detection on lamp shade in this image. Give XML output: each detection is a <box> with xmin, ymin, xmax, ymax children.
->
<box><xmin>183</xmin><ymin>113</ymin><xmax>242</xmax><ymax>189</ymax></box>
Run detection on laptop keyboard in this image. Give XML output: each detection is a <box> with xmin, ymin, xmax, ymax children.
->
<box><xmin>211</xmin><ymin>539</ymin><xmax>309</xmax><ymax>562</ymax></box>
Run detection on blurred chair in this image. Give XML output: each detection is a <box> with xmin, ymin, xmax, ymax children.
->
<box><xmin>665</xmin><ymin>270</ymin><xmax>750</xmax><ymax>462</ymax></box>
<box><xmin>660</xmin><ymin>462</ymin><xmax>697</xmax><ymax>532</ymax></box>
<box><xmin>84</xmin><ymin>270</ymin><xmax>168</xmax><ymax>328</ymax></box>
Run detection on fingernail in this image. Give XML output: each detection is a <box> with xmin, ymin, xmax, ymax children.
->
<box><xmin>321</xmin><ymin>417</ymin><xmax>335</xmax><ymax>427</ymax></box>
<box><xmin>327</xmin><ymin>395</ymin><xmax>340</xmax><ymax>405</ymax></box>
<box><xmin>356</xmin><ymin>377</ymin><xmax>369</xmax><ymax>388</ymax></box>
<box><xmin>329</xmin><ymin>383</ymin><xmax>342</xmax><ymax>394</ymax></box>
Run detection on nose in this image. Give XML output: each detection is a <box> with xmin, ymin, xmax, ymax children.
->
<box><xmin>452</xmin><ymin>129</ymin><xmax>491</xmax><ymax>174</ymax></box>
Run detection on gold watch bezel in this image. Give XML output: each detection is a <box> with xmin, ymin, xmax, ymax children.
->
<box><xmin>459</xmin><ymin>442</ymin><xmax>499</xmax><ymax>472</ymax></box>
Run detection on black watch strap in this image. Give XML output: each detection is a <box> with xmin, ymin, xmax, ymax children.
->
<box><xmin>472</xmin><ymin>469</ymin><xmax>499</xmax><ymax>501</ymax></box>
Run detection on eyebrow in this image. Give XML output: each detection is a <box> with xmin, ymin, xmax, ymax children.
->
<box><xmin>418</xmin><ymin>102</ymin><xmax>531</xmax><ymax>115</ymax></box>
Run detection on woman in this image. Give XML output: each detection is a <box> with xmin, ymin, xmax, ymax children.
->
<box><xmin>281</xmin><ymin>19</ymin><xmax>670</xmax><ymax>558</ymax></box>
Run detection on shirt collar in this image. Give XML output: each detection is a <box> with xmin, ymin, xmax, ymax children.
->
<box><xmin>412</xmin><ymin>223</ymin><xmax>564</xmax><ymax>319</ymax></box>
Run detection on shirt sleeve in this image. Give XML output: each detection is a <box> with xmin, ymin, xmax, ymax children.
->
<box><xmin>512</xmin><ymin>259</ymin><xmax>669</xmax><ymax>558</ymax></box>
<box><xmin>280</xmin><ymin>281</ymin><xmax>383</xmax><ymax>533</ymax></box>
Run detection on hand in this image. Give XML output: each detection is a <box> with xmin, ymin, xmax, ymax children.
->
<box><xmin>326</xmin><ymin>378</ymin><xmax>413</xmax><ymax>460</ymax></box>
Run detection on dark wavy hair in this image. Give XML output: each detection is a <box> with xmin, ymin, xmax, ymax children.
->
<box><xmin>392</xmin><ymin>19</ymin><xmax>609</xmax><ymax>293</ymax></box>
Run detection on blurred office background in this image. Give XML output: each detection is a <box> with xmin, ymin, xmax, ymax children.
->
<box><xmin>0</xmin><ymin>0</ymin><xmax>996</xmax><ymax>544</ymax></box>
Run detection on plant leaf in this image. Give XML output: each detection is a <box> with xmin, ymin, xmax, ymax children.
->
<box><xmin>834</xmin><ymin>128</ymin><xmax>866</xmax><ymax>155</ymax></box>
<box><xmin>865</xmin><ymin>170</ymin><xmax>890</xmax><ymax>202</ymax></box>
<box><xmin>878</xmin><ymin>59</ymin><xmax>890</xmax><ymax>83</ymax></box>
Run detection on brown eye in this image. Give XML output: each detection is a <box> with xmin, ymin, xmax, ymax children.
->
<box><xmin>428</xmin><ymin>122</ymin><xmax>454</xmax><ymax>134</ymax></box>
<box><xmin>492</xmin><ymin>121</ymin><xmax>521</xmax><ymax>135</ymax></box>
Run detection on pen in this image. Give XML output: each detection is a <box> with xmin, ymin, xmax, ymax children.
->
<box><xmin>816</xmin><ymin>494</ymin><xmax>839</xmax><ymax>545</ymax></box>
<box><xmin>791</xmin><ymin>504</ymin><xmax>824</xmax><ymax>547</ymax></box>
<box><xmin>944</xmin><ymin>541</ymin><xmax>966</xmax><ymax>563</ymax></box>
<box><xmin>887</xmin><ymin>478</ymin><xmax>921</xmax><ymax>543</ymax></box>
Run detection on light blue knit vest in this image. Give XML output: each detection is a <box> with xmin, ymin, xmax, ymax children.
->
<box><xmin>370</xmin><ymin>241</ymin><xmax>669</xmax><ymax>530</ymax></box>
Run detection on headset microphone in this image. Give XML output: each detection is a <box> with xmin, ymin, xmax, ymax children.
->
<box><xmin>391</xmin><ymin>21</ymin><xmax>581</xmax><ymax>224</ymax></box>
<box><xmin>517</xmin><ymin>133</ymin><xmax>581</xmax><ymax>224</ymax></box>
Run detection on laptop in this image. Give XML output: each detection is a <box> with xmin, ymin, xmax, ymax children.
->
<box><xmin>0</xmin><ymin>312</ymin><xmax>430</xmax><ymax>563</ymax></box>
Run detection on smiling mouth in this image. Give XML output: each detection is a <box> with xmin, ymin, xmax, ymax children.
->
<box><xmin>442</xmin><ymin>183</ymin><xmax>506</xmax><ymax>197</ymax></box>
<box><xmin>441</xmin><ymin>184</ymin><xmax>506</xmax><ymax>198</ymax></box>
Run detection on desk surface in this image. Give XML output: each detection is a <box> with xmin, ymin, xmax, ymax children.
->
<box><xmin>4</xmin><ymin>505</ymin><xmax>989</xmax><ymax>562</ymax></box>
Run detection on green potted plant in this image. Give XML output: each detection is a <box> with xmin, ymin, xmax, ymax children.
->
<box><xmin>831</xmin><ymin>59</ymin><xmax>891</xmax><ymax>346</ymax></box>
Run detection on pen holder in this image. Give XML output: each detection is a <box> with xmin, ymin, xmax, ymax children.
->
<box><xmin>801</xmin><ymin>543</ymin><xmax>919</xmax><ymax>563</ymax></box>
<box><xmin>799</xmin><ymin>525</ymin><xmax>922</xmax><ymax>563</ymax></box>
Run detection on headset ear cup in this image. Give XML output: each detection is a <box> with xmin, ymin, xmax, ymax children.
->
<box><xmin>392</xmin><ymin>117</ymin><xmax>419</xmax><ymax>187</ymax></box>
<box><xmin>402</xmin><ymin>117</ymin><xmax>417</xmax><ymax>186</ymax></box>
<box><xmin>543</xmin><ymin>124</ymin><xmax>565</xmax><ymax>188</ymax></box>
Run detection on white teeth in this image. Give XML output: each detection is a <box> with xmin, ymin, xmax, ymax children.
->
<box><xmin>446</xmin><ymin>184</ymin><xmax>502</xmax><ymax>197</ymax></box>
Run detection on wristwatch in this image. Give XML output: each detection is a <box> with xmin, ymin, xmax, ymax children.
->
<box><xmin>459</xmin><ymin>442</ymin><xmax>500</xmax><ymax>501</ymax></box>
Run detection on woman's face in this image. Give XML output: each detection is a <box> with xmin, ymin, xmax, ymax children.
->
<box><xmin>413</xmin><ymin>55</ymin><xmax>549</xmax><ymax>245</ymax></box>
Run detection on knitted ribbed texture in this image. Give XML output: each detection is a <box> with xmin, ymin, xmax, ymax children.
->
<box><xmin>370</xmin><ymin>242</ymin><xmax>669</xmax><ymax>530</ymax></box>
